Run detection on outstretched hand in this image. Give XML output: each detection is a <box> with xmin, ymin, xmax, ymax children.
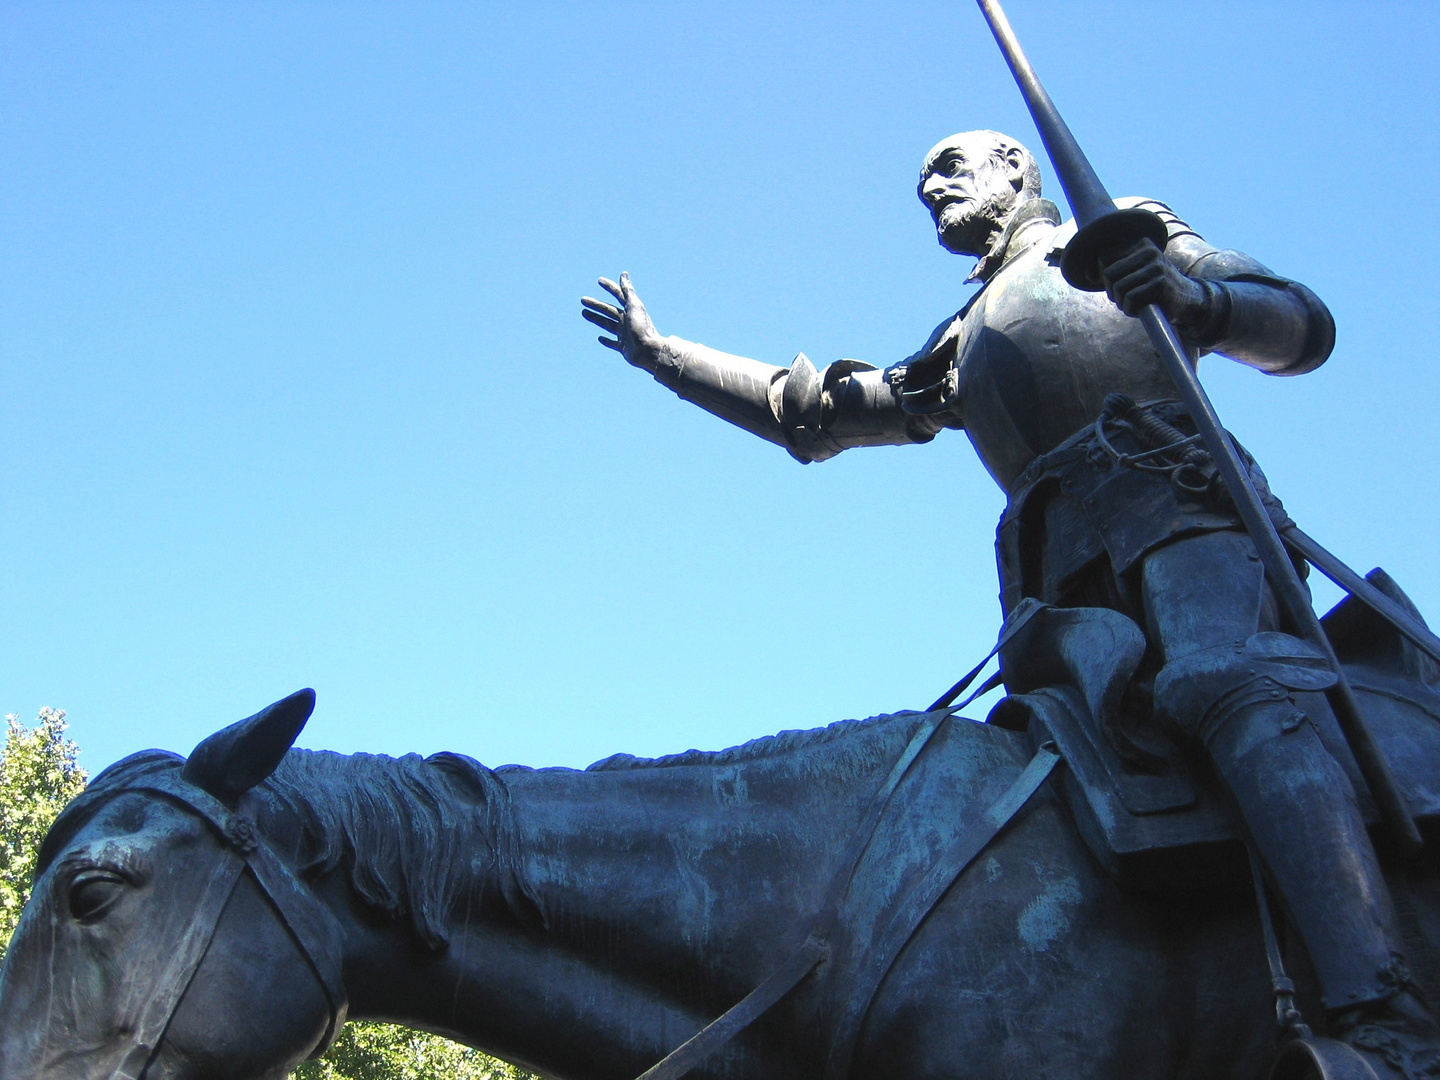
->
<box><xmin>581</xmin><ymin>272</ymin><xmax>665</xmax><ymax>374</ymax></box>
<box><xmin>1099</xmin><ymin>238</ymin><xmax>1207</xmax><ymax>323</ymax></box>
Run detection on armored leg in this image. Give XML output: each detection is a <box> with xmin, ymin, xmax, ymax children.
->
<box><xmin>1156</xmin><ymin>661</ymin><xmax>1401</xmax><ymax>1007</ymax></box>
<box><xmin>1143</xmin><ymin>532</ymin><xmax>1439</xmax><ymax>1076</ymax></box>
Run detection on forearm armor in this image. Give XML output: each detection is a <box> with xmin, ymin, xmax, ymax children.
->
<box><xmin>651</xmin><ymin>337</ymin><xmax>943</xmax><ymax>464</ymax></box>
<box><xmin>1183</xmin><ymin>266</ymin><xmax>1335</xmax><ymax>376</ymax></box>
<box><xmin>1161</xmin><ymin>229</ymin><xmax>1335</xmax><ymax>376</ymax></box>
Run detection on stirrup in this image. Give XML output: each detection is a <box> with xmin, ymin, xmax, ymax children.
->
<box><xmin>1271</xmin><ymin>1037</ymin><xmax>1382</xmax><ymax>1080</ymax></box>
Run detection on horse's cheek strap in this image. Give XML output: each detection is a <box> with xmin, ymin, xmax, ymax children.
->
<box><xmin>133</xmin><ymin>776</ymin><xmax>350</xmax><ymax>1057</ymax></box>
<box><xmin>244</xmin><ymin>842</ymin><xmax>350</xmax><ymax>1054</ymax></box>
<box><xmin>108</xmin><ymin>853</ymin><xmax>246</xmax><ymax>1080</ymax></box>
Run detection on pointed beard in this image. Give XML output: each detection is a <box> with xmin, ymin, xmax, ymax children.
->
<box><xmin>937</xmin><ymin>190</ymin><xmax>1013</xmax><ymax>256</ymax></box>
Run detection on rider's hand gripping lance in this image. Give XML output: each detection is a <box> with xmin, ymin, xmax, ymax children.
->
<box><xmin>975</xmin><ymin>0</ymin><xmax>1424</xmax><ymax>854</ymax></box>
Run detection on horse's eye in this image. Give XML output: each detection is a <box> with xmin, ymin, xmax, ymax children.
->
<box><xmin>68</xmin><ymin>871</ymin><xmax>128</xmax><ymax>921</ymax></box>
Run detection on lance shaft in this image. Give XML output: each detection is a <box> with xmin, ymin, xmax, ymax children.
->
<box><xmin>976</xmin><ymin>0</ymin><xmax>1423</xmax><ymax>854</ymax></box>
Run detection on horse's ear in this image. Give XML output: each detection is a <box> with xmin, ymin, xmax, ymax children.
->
<box><xmin>181</xmin><ymin>688</ymin><xmax>315</xmax><ymax>803</ymax></box>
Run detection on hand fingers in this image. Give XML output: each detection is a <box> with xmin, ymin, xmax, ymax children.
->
<box><xmin>582</xmin><ymin>296</ymin><xmax>622</xmax><ymax>319</ymax></box>
<box><xmin>1105</xmin><ymin>251</ymin><xmax>1165</xmax><ymax>292</ymax></box>
<box><xmin>1107</xmin><ymin>265</ymin><xmax>1163</xmax><ymax>297</ymax></box>
<box><xmin>582</xmin><ymin>308</ymin><xmax>622</xmax><ymax>333</ymax></box>
<box><xmin>1110</xmin><ymin>260</ymin><xmax>1166</xmax><ymax>293</ymax></box>
<box><xmin>1109</xmin><ymin>279</ymin><xmax>1165</xmax><ymax>315</ymax></box>
<box><xmin>1101</xmin><ymin>253</ymin><xmax>1147</xmax><ymax>286</ymax></box>
<box><xmin>598</xmin><ymin>335</ymin><xmax>623</xmax><ymax>352</ymax></box>
<box><xmin>598</xmin><ymin>277</ymin><xmax>625</xmax><ymax>303</ymax></box>
<box><xmin>1100</xmin><ymin>246</ymin><xmax>1161</xmax><ymax>286</ymax></box>
<box><xmin>619</xmin><ymin>270</ymin><xmax>636</xmax><ymax>299</ymax></box>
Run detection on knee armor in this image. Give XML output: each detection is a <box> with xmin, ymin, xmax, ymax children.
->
<box><xmin>1153</xmin><ymin>631</ymin><xmax>1337</xmax><ymax>745</ymax></box>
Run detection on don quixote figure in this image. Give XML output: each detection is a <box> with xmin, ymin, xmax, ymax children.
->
<box><xmin>3</xmin><ymin>3</ymin><xmax>1439</xmax><ymax>1080</ymax></box>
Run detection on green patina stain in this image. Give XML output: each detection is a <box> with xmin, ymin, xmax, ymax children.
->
<box><xmin>1017</xmin><ymin>876</ymin><xmax>1082</xmax><ymax>952</ymax></box>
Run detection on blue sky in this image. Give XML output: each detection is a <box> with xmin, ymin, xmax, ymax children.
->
<box><xmin>3</xmin><ymin>1</ymin><xmax>1437</xmax><ymax>774</ymax></box>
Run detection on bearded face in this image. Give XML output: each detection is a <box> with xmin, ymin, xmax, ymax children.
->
<box><xmin>919</xmin><ymin>134</ymin><xmax>1028</xmax><ymax>258</ymax></box>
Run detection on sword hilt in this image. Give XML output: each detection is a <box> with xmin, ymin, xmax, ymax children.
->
<box><xmin>1062</xmin><ymin>207</ymin><xmax>1171</xmax><ymax>292</ymax></box>
<box><xmin>1104</xmin><ymin>393</ymin><xmax>1210</xmax><ymax>468</ymax></box>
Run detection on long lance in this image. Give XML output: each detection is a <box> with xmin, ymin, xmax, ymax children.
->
<box><xmin>975</xmin><ymin>0</ymin><xmax>1423</xmax><ymax>854</ymax></box>
<box><xmin>1283</xmin><ymin>526</ymin><xmax>1440</xmax><ymax>667</ymax></box>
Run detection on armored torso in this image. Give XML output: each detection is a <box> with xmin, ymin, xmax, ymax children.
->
<box><xmin>901</xmin><ymin>199</ymin><xmax>1197</xmax><ymax>490</ymax></box>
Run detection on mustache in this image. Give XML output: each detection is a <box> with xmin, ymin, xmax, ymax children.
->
<box><xmin>936</xmin><ymin>191</ymin><xmax>1009</xmax><ymax>231</ymax></box>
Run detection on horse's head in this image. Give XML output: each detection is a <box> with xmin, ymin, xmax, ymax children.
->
<box><xmin>0</xmin><ymin>690</ymin><xmax>347</xmax><ymax>1080</ymax></box>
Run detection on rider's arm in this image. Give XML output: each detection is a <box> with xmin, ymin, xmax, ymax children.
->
<box><xmin>582</xmin><ymin>273</ymin><xmax>954</xmax><ymax>464</ymax></box>
<box><xmin>654</xmin><ymin>337</ymin><xmax>953</xmax><ymax>464</ymax></box>
<box><xmin>1112</xmin><ymin>199</ymin><xmax>1335</xmax><ymax>376</ymax></box>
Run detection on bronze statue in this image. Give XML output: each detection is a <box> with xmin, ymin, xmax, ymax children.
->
<box><xmin>580</xmin><ymin>124</ymin><xmax>1440</xmax><ymax>1078</ymax></box>
<box><xmin>3</xmin><ymin>5</ymin><xmax>1439</xmax><ymax>1079</ymax></box>
<box><xmin>2</xmin><ymin>677</ymin><xmax>1439</xmax><ymax>1080</ymax></box>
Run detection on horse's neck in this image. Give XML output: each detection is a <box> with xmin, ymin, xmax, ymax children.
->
<box><xmin>515</xmin><ymin>759</ymin><xmax>851</xmax><ymax>951</ymax></box>
<box><xmin>331</xmin><ymin>719</ymin><xmax>918</xmax><ymax>1076</ymax></box>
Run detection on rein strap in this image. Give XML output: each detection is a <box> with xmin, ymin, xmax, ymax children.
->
<box><xmin>823</xmin><ymin>742</ymin><xmax>1061</xmax><ymax>1080</ymax></box>
<box><xmin>631</xmin><ymin>724</ymin><xmax>1060</xmax><ymax>1080</ymax></box>
<box><xmin>633</xmin><ymin>704</ymin><xmax>957</xmax><ymax>1080</ymax></box>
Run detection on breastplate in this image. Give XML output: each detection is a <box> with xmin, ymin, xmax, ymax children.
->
<box><xmin>954</xmin><ymin>220</ymin><xmax>1184</xmax><ymax>490</ymax></box>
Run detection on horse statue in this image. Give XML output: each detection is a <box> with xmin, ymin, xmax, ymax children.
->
<box><xmin>3</xmin><ymin>587</ymin><xmax>1440</xmax><ymax>1080</ymax></box>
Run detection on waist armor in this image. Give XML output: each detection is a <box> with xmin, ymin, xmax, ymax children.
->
<box><xmin>996</xmin><ymin>401</ymin><xmax>1293</xmax><ymax>616</ymax></box>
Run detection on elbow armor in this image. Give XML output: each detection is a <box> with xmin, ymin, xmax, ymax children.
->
<box><xmin>776</xmin><ymin>356</ymin><xmax>943</xmax><ymax>463</ymax></box>
<box><xmin>652</xmin><ymin>338</ymin><xmax>950</xmax><ymax>465</ymax></box>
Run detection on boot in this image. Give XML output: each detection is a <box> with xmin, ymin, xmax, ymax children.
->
<box><xmin>1202</xmin><ymin>688</ymin><xmax>1403</xmax><ymax>1012</ymax></box>
<box><xmin>1153</xmin><ymin>637</ymin><xmax>1411</xmax><ymax>1015</ymax></box>
<box><xmin>1207</xmin><ymin>693</ymin><xmax>1440</xmax><ymax>1078</ymax></box>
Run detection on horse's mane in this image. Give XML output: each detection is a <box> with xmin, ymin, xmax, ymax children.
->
<box><xmin>258</xmin><ymin>749</ymin><xmax>536</xmax><ymax>950</ymax></box>
<box><xmin>48</xmin><ymin>746</ymin><xmax>537</xmax><ymax>953</ymax></box>
<box><xmin>585</xmin><ymin>713</ymin><xmax>902</xmax><ymax>771</ymax></box>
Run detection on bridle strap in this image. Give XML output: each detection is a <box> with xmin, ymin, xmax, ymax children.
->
<box><xmin>136</xmin><ymin>773</ymin><xmax>350</xmax><ymax>1048</ymax></box>
<box><xmin>95</xmin><ymin>770</ymin><xmax>349</xmax><ymax>1080</ymax></box>
<box><xmin>109</xmin><ymin>851</ymin><xmax>246</xmax><ymax>1080</ymax></box>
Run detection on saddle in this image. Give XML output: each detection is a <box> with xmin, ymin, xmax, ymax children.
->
<box><xmin>987</xmin><ymin>570</ymin><xmax>1440</xmax><ymax>896</ymax></box>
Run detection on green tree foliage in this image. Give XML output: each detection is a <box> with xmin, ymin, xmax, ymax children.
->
<box><xmin>0</xmin><ymin>709</ymin><xmax>535</xmax><ymax>1080</ymax></box>
<box><xmin>294</xmin><ymin>1022</ymin><xmax>534</xmax><ymax>1080</ymax></box>
<box><xmin>0</xmin><ymin>708</ymin><xmax>87</xmax><ymax>961</ymax></box>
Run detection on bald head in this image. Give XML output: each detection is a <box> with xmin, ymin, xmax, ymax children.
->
<box><xmin>918</xmin><ymin>131</ymin><xmax>1042</xmax><ymax>257</ymax></box>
